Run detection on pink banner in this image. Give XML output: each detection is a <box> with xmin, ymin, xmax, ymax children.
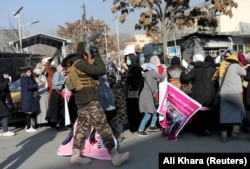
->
<box><xmin>158</xmin><ymin>82</ymin><xmax>201</xmax><ymax>137</ymax></box>
<box><xmin>57</xmin><ymin>121</ymin><xmax>117</xmax><ymax>160</ymax></box>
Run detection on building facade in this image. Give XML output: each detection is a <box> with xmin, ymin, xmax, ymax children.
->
<box><xmin>122</xmin><ymin>34</ymin><xmax>153</xmax><ymax>51</ymax></box>
<box><xmin>166</xmin><ymin>0</ymin><xmax>250</xmax><ymax>62</ymax></box>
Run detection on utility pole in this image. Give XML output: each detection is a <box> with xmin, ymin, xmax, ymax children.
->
<box><xmin>104</xmin><ymin>26</ymin><xmax>108</xmax><ymax>59</ymax></box>
<box><xmin>115</xmin><ymin>16</ymin><xmax>121</xmax><ymax>68</ymax></box>
<box><xmin>13</xmin><ymin>6</ymin><xmax>23</xmax><ymax>54</ymax></box>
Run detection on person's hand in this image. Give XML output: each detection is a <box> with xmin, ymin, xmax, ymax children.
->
<box><xmin>38</xmin><ymin>81</ymin><xmax>43</xmax><ymax>86</ymax></box>
<box><xmin>121</xmin><ymin>68</ymin><xmax>126</xmax><ymax>74</ymax></box>
<box><xmin>243</xmin><ymin>64</ymin><xmax>249</xmax><ymax>69</ymax></box>
<box><xmin>86</xmin><ymin>53</ymin><xmax>94</xmax><ymax>64</ymax></box>
<box><xmin>3</xmin><ymin>74</ymin><xmax>9</xmax><ymax>79</ymax></box>
<box><xmin>42</xmin><ymin>57</ymin><xmax>52</xmax><ymax>64</ymax></box>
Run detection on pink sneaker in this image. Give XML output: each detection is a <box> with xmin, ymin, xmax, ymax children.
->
<box><xmin>167</xmin><ymin>135</ymin><xmax>177</xmax><ymax>141</ymax></box>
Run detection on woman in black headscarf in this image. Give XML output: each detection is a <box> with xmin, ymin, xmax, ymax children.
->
<box><xmin>123</xmin><ymin>53</ymin><xmax>144</xmax><ymax>132</ymax></box>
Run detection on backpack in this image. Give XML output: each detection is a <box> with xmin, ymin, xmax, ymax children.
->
<box><xmin>65</xmin><ymin>59</ymin><xmax>98</xmax><ymax>91</ymax></box>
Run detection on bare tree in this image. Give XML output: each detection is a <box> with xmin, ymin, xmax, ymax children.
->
<box><xmin>0</xmin><ymin>19</ymin><xmax>19</xmax><ymax>53</ymax></box>
<box><xmin>57</xmin><ymin>18</ymin><xmax>119</xmax><ymax>56</ymax></box>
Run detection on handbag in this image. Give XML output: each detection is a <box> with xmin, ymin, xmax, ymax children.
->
<box><xmin>212</xmin><ymin>64</ymin><xmax>231</xmax><ymax>109</ymax></box>
<box><xmin>145</xmin><ymin>79</ymin><xmax>159</xmax><ymax>108</ymax></box>
<box><xmin>127</xmin><ymin>88</ymin><xmax>139</xmax><ymax>98</ymax></box>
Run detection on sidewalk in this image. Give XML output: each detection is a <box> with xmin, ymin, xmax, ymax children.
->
<box><xmin>0</xmin><ymin>126</ymin><xmax>250</xmax><ymax>169</ymax></box>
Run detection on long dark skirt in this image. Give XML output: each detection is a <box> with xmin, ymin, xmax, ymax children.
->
<box><xmin>46</xmin><ymin>89</ymin><xmax>78</xmax><ymax>127</ymax></box>
<box><xmin>46</xmin><ymin>89</ymin><xmax>65</xmax><ymax>126</ymax></box>
<box><xmin>126</xmin><ymin>97</ymin><xmax>143</xmax><ymax>133</ymax></box>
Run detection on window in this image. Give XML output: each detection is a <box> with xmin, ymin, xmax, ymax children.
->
<box><xmin>208</xmin><ymin>7</ymin><xmax>216</xmax><ymax>17</ymax></box>
<box><xmin>244</xmin><ymin>44</ymin><xmax>250</xmax><ymax>61</ymax></box>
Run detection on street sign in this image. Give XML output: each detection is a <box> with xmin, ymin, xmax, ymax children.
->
<box><xmin>167</xmin><ymin>46</ymin><xmax>181</xmax><ymax>57</ymax></box>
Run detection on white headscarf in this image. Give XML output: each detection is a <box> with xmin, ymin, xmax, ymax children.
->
<box><xmin>193</xmin><ymin>49</ymin><xmax>205</xmax><ymax>62</ymax></box>
<box><xmin>33</xmin><ymin>68</ymin><xmax>42</xmax><ymax>75</ymax></box>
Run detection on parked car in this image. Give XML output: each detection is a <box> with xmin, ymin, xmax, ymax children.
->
<box><xmin>9</xmin><ymin>79</ymin><xmax>21</xmax><ymax>107</ymax></box>
<box><xmin>8</xmin><ymin>79</ymin><xmax>25</xmax><ymax>125</ymax></box>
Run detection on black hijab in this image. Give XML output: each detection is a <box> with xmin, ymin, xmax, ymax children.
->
<box><xmin>125</xmin><ymin>53</ymin><xmax>138</xmax><ymax>67</ymax></box>
<box><xmin>170</xmin><ymin>56</ymin><xmax>181</xmax><ymax>65</ymax></box>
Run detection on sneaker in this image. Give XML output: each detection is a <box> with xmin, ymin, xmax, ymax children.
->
<box><xmin>2</xmin><ymin>131</ymin><xmax>16</xmax><ymax>136</ymax></box>
<box><xmin>148</xmin><ymin>126</ymin><xmax>160</xmax><ymax>132</ymax></box>
<box><xmin>136</xmin><ymin>131</ymin><xmax>148</xmax><ymax>137</ymax></box>
<box><xmin>26</xmin><ymin>127</ymin><xmax>37</xmax><ymax>133</ymax></box>
<box><xmin>232</xmin><ymin>131</ymin><xmax>244</xmax><ymax>137</ymax></box>
<box><xmin>167</xmin><ymin>135</ymin><xmax>177</xmax><ymax>141</ymax></box>
<box><xmin>221</xmin><ymin>137</ymin><xmax>228</xmax><ymax>143</ymax></box>
<box><xmin>198</xmin><ymin>130</ymin><xmax>212</xmax><ymax>137</ymax></box>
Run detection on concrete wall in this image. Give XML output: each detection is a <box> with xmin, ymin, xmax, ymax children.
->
<box><xmin>217</xmin><ymin>0</ymin><xmax>250</xmax><ymax>34</ymax></box>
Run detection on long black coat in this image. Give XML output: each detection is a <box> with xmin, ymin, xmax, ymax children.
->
<box><xmin>243</xmin><ymin>66</ymin><xmax>250</xmax><ymax>108</ymax></box>
<box><xmin>180</xmin><ymin>61</ymin><xmax>217</xmax><ymax>107</ymax></box>
<box><xmin>124</xmin><ymin>54</ymin><xmax>144</xmax><ymax>132</ymax></box>
<box><xmin>0</xmin><ymin>77</ymin><xmax>11</xmax><ymax>117</ymax></box>
<box><xmin>20</xmin><ymin>75</ymin><xmax>39</xmax><ymax>113</ymax></box>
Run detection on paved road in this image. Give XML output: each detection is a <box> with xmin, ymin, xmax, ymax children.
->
<box><xmin>1</xmin><ymin>125</ymin><xmax>250</xmax><ymax>169</ymax></box>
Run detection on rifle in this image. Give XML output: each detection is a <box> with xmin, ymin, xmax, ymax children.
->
<box><xmin>81</xmin><ymin>3</ymin><xmax>100</xmax><ymax>54</ymax></box>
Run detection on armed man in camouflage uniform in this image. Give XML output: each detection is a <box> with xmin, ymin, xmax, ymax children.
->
<box><xmin>61</xmin><ymin>46</ymin><xmax>129</xmax><ymax>167</ymax></box>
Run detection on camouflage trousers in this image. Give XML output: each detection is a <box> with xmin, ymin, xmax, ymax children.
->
<box><xmin>73</xmin><ymin>100</ymin><xmax>115</xmax><ymax>151</ymax></box>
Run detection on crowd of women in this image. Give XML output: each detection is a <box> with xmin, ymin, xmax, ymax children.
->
<box><xmin>170</xmin><ymin>49</ymin><xmax>250</xmax><ymax>143</ymax></box>
<box><xmin>120</xmin><ymin>48</ymin><xmax>250</xmax><ymax>143</ymax></box>
<box><xmin>1</xmin><ymin>48</ymin><xmax>250</xmax><ymax>145</ymax></box>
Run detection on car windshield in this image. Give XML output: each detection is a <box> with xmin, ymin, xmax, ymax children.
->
<box><xmin>9</xmin><ymin>79</ymin><xmax>21</xmax><ymax>92</ymax></box>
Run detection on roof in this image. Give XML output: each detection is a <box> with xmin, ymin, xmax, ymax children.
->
<box><xmin>182</xmin><ymin>32</ymin><xmax>231</xmax><ymax>39</ymax></box>
<box><xmin>168</xmin><ymin>32</ymin><xmax>231</xmax><ymax>47</ymax></box>
<box><xmin>12</xmin><ymin>33</ymin><xmax>71</xmax><ymax>49</ymax></box>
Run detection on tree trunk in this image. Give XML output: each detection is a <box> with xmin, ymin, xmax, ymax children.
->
<box><xmin>162</xmin><ymin>26</ymin><xmax>168</xmax><ymax>65</ymax></box>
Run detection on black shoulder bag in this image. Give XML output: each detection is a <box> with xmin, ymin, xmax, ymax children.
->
<box><xmin>127</xmin><ymin>85</ymin><xmax>140</xmax><ymax>98</ymax></box>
